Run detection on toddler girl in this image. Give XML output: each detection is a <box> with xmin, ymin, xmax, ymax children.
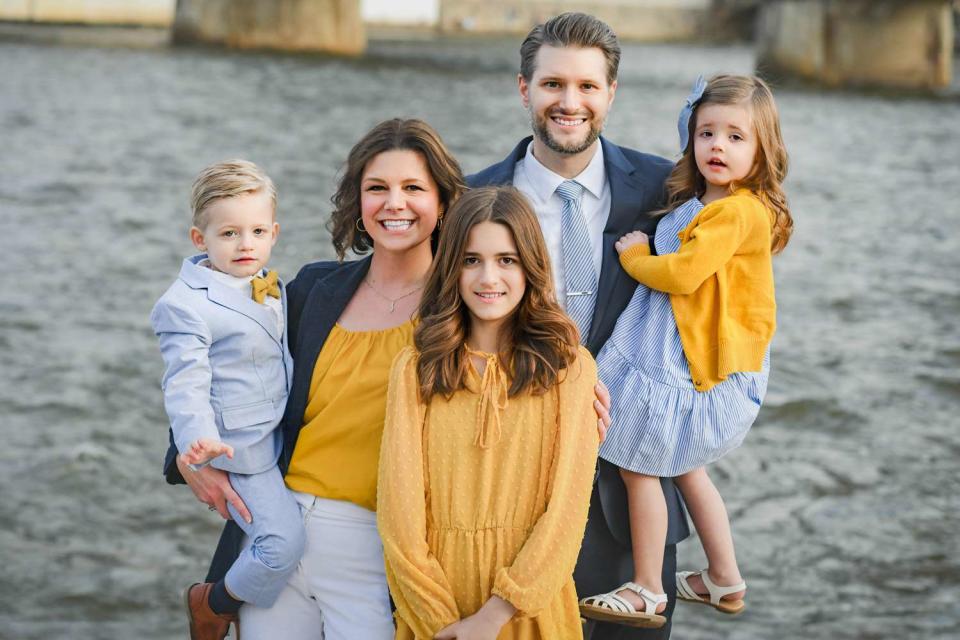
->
<box><xmin>579</xmin><ymin>75</ymin><xmax>793</xmax><ymax>627</ymax></box>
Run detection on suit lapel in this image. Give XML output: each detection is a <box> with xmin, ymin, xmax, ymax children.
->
<box><xmin>587</xmin><ymin>140</ymin><xmax>648</xmax><ymax>351</ymax></box>
<box><xmin>293</xmin><ymin>257</ymin><xmax>370</xmax><ymax>383</ymax></box>
<box><xmin>179</xmin><ymin>256</ymin><xmax>282</xmax><ymax>344</ymax></box>
<box><xmin>206</xmin><ymin>280</ymin><xmax>283</xmax><ymax>344</ymax></box>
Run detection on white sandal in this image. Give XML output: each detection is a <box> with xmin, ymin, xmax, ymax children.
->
<box><xmin>579</xmin><ymin>582</ymin><xmax>667</xmax><ymax>628</ymax></box>
<box><xmin>676</xmin><ymin>570</ymin><xmax>746</xmax><ymax>614</ymax></box>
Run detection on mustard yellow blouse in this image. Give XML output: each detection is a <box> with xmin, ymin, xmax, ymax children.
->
<box><xmin>284</xmin><ymin>320</ymin><xmax>414</xmax><ymax>512</ymax></box>
<box><xmin>377</xmin><ymin>346</ymin><xmax>599</xmax><ymax>640</ymax></box>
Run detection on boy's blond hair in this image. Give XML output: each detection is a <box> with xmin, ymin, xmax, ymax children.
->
<box><xmin>191</xmin><ymin>159</ymin><xmax>277</xmax><ymax>229</ymax></box>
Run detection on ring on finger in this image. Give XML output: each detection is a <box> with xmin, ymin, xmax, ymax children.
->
<box><xmin>208</xmin><ymin>506</ymin><xmax>217</xmax><ymax>512</ymax></box>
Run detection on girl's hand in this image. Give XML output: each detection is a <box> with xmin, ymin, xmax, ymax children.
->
<box><xmin>179</xmin><ymin>438</ymin><xmax>234</xmax><ymax>466</ymax></box>
<box><xmin>434</xmin><ymin>596</ymin><xmax>515</xmax><ymax>640</ymax></box>
<box><xmin>433</xmin><ymin>617</ymin><xmax>498</xmax><ymax>640</ymax></box>
<box><xmin>615</xmin><ymin>230</ymin><xmax>649</xmax><ymax>254</ymax></box>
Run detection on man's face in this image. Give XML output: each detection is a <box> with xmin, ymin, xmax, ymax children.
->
<box><xmin>519</xmin><ymin>45</ymin><xmax>617</xmax><ymax>156</ymax></box>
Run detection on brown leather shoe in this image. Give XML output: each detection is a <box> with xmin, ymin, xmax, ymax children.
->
<box><xmin>183</xmin><ymin>583</ymin><xmax>238</xmax><ymax>640</ymax></box>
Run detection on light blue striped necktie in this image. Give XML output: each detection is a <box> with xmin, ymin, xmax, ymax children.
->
<box><xmin>556</xmin><ymin>180</ymin><xmax>597</xmax><ymax>344</ymax></box>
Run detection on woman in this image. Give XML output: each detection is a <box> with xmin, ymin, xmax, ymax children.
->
<box><xmin>165</xmin><ymin>119</ymin><xmax>610</xmax><ymax>640</ymax></box>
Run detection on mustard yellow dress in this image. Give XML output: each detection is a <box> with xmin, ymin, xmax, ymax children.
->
<box><xmin>377</xmin><ymin>346</ymin><xmax>599</xmax><ymax>640</ymax></box>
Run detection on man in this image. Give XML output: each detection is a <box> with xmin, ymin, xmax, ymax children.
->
<box><xmin>467</xmin><ymin>12</ymin><xmax>690</xmax><ymax>639</ymax></box>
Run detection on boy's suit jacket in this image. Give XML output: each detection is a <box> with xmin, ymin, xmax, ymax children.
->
<box><xmin>467</xmin><ymin>137</ymin><xmax>691</xmax><ymax>548</ymax></box>
<box><xmin>162</xmin><ymin>256</ymin><xmax>371</xmax><ymax>582</ymax></box>
<box><xmin>152</xmin><ymin>254</ymin><xmax>292</xmax><ymax>475</ymax></box>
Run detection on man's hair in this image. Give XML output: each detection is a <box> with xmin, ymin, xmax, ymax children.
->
<box><xmin>519</xmin><ymin>12</ymin><xmax>621</xmax><ymax>85</ymax></box>
<box><xmin>190</xmin><ymin>159</ymin><xmax>277</xmax><ymax>229</ymax></box>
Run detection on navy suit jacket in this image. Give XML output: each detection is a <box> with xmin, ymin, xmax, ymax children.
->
<box><xmin>467</xmin><ymin>136</ymin><xmax>690</xmax><ymax>547</ymax></box>
<box><xmin>164</xmin><ymin>256</ymin><xmax>373</xmax><ymax>582</ymax></box>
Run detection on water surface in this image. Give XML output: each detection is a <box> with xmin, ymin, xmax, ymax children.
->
<box><xmin>1</xmin><ymin>34</ymin><xmax>958</xmax><ymax>639</ymax></box>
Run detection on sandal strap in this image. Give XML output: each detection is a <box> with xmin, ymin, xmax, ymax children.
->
<box><xmin>618</xmin><ymin>582</ymin><xmax>668</xmax><ymax>615</ymax></box>
<box><xmin>680</xmin><ymin>570</ymin><xmax>746</xmax><ymax>606</ymax></box>
<box><xmin>699</xmin><ymin>571</ymin><xmax>746</xmax><ymax>605</ymax></box>
<box><xmin>581</xmin><ymin>591</ymin><xmax>637</xmax><ymax>614</ymax></box>
<box><xmin>675</xmin><ymin>571</ymin><xmax>702</xmax><ymax>601</ymax></box>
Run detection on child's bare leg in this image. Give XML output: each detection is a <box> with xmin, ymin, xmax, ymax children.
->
<box><xmin>618</xmin><ymin>468</ymin><xmax>668</xmax><ymax>612</ymax></box>
<box><xmin>674</xmin><ymin>467</ymin><xmax>745</xmax><ymax>601</ymax></box>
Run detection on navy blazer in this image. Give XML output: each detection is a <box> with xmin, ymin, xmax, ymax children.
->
<box><xmin>163</xmin><ymin>256</ymin><xmax>373</xmax><ymax>582</ymax></box>
<box><xmin>468</xmin><ymin>136</ymin><xmax>690</xmax><ymax>547</ymax></box>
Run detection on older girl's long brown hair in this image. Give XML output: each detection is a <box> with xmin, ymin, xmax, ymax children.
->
<box><xmin>414</xmin><ymin>187</ymin><xmax>579</xmax><ymax>402</ymax></box>
<box><xmin>666</xmin><ymin>74</ymin><xmax>793</xmax><ymax>254</ymax></box>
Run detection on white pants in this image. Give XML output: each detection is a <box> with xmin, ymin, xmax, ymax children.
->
<box><xmin>239</xmin><ymin>492</ymin><xmax>395</xmax><ymax>640</ymax></box>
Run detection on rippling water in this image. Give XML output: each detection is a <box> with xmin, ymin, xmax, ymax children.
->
<box><xmin>1</xmin><ymin>31</ymin><xmax>958</xmax><ymax>640</ymax></box>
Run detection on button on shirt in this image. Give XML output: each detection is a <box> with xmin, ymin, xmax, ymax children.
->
<box><xmin>512</xmin><ymin>141</ymin><xmax>610</xmax><ymax>302</ymax></box>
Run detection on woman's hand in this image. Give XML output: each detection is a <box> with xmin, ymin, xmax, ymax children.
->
<box><xmin>176</xmin><ymin>456</ymin><xmax>252</xmax><ymax>523</ymax></box>
<box><xmin>434</xmin><ymin>596</ymin><xmax>515</xmax><ymax>640</ymax></box>
<box><xmin>594</xmin><ymin>381</ymin><xmax>611</xmax><ymax>443</ymax></box>
<box><xmin>615</xmin><ymin>230</ymin><xmax>649</xmax><ymax>254</ymax></box>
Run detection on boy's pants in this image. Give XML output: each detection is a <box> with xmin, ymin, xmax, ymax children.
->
<box><xmin>224</xmin><ymin>465</ymin><xmax>305</xmax><ymax>607</ymax></box>
<box><xmin>238</xmin><ymin>492</ymin><xmax>395</xmax><ymax>640</ymax></box>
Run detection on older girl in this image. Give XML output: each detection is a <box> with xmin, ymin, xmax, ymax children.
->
<box><xmin>378</xmin><ymin>187</ymin><xmax>599</xmax><ymax>640</ymax></box>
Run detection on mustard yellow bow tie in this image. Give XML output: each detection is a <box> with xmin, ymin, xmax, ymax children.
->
<box><xmin>251</xmin><ymin>270</ymin><xmax>280</xmax><ymax>304</ymax></box>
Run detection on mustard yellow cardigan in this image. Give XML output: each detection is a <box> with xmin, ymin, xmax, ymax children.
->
<box><xmin>619</xmin><ymin>189</ymin><xmax>776</xmax><ymax>392</ymax></box>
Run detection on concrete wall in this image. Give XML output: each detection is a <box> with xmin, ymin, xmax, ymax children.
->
<box><xmin>757</xmin><ymin>0</ymin><xmax>954</xmax><ymax>90</ymax></box>
<box><xmin>0</xmin><ymin>0</ymin><xmax>174</xmax><ymax>25</ymax></box>
<box><xmin>172</xmin><ymin>0</ymin><xmax>365</xmax><ymax>55</ymax></box>
<box><xmin>439</xmin><ymin>0</ymin><xmax>712</xmax><ymax>41</ymax></box>
<box><xmin>363</xmin><ymin>0</ymin><xmax>438</xmax><ymax>26</ymax></box>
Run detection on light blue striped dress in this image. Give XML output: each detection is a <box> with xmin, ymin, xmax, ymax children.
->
<box><xmin>597</xmin><ymin>198</ymin><xmax>770</xmax><ymax>478</ymax></box>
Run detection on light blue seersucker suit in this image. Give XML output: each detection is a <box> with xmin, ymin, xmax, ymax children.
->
<box><xmin>151</xmin><ymin>253</ymin><xmax>293</xmax><ymax>474</ymax></box>
<box><xmin>150</xmin><ymin>253</ymin><xmax>303</xmax><ymax>607</ymax></box>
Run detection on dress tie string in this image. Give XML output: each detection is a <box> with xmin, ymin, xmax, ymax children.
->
<box><xmin>466</xmin><ymin>347</ymin><xmax>509</xmax><ymax>449</ymax></box>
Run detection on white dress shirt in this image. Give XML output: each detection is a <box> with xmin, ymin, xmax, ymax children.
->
<box><xmin>512</xmin><ymin>140</ymin><xmax>610</xmax><ymax>301</ymax></box>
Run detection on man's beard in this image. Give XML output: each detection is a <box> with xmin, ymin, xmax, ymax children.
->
<box><xmin>531</xmin><ymin>111</ymin><xmax>603</xmax><ymax>155</ymax></box>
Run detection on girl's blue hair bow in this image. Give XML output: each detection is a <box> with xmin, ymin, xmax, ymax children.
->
<box><xmin>677</xmin><ymin>75</ymin><xmax>707</xmax><ymax>153</ymax></box>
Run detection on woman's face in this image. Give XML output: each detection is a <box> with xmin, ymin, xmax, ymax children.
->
<box><xmin>359</xmin><ymin>149</ymin><xmax>441</xmax><ymax>255</ymax></box>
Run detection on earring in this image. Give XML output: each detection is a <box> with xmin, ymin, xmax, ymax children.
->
<box><xmin>437</xmin><ymin>206</ymin><xmax>445</xmax><ymax>229</ymax></box>
<box><xmin>355</xmin><ymin>218</ymin><xmax>366</xmax><ymax>233</ymax></box>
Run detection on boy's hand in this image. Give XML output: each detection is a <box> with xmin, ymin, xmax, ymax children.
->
<box><xmin>615</xmin><ymin>230</ymin><xmax>649</xmax><ymax>254</ymax></box>
<box><xmin>180</xmin><ymin>439</ymin><xmax>234</xmax><ymax>466</ymax></box>
<box><xmin>176</xmin><ymin>457</ymin><xmax>252</xmax><ymax>524</ymax></box>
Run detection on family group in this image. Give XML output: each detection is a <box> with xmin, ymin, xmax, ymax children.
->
<box><xmin>150</xmin><ymin>11</ymin><xmax>793</xmax><ymax>640</ymax></box>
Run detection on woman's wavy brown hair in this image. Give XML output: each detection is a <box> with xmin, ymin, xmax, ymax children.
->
<box><xmin>328</xmin><ymin>118</ymin><xmax>466</xmax><ymax>261</ymax></box>
<box><xmin>415</xmin><ymin>187</ymin><xmax>579</xmax><ymax>402</ymax></box>
<box><xmin>665</xmin><ymin>74</ymin><xmax>793</xmax><ymax>254</ymax></box>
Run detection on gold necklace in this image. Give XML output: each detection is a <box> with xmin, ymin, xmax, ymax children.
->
<box><xmin>363</xmin><ymin>277</ymin><xmax>424</xmax><ymax>313</ymax></box>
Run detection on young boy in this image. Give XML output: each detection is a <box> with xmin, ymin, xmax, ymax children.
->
<box><xmin>151</xmin><ymin>160</ymin><xmax>303</xmax><ymax>640</ymax></box>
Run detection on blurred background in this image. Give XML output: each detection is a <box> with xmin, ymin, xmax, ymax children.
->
<box><xmin>1</xmin><ymin>1</ymin><xmax>958</xmax><ymax>638</ymax></box>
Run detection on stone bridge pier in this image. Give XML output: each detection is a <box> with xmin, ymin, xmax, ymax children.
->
<box><xmin>756</xmin><ymin>0</ymin><xmax>954</xmax><ymax>91</ymax></box>
<box><xmin>173</xmin><ymin>0</ymin><xmax>364</xmax><ymax>55</ymax></box>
